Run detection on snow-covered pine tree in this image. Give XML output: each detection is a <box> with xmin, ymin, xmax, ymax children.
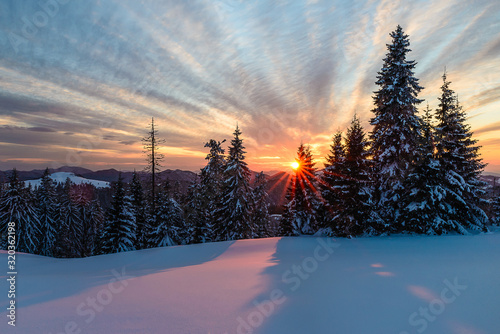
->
<box><xmin>369</xmin><ymin>25</ymin><xmax>424</xmax><ymax>232</ymax></box>
<box><xmin>130</xmin><ymin>171</ymin><xmax>148</xmax><ymax>249</ymax></box>
<box><xmin>86</xmin><ymin>198</ymin><xmax>105</xmax><ymax>255</ymax></box>
<box><xmin>492</xmin><ymin>193</ymin><xmax>500</xmax><ymax>225</ymax></box>
<box><xmin>213</xmin><ymin>126</ymin><xmax>253</xmax><ymax>241</ymax></box>
<box><xmin>252</xmin><ymin>172</ymin><xmax>271</xmax><ymax>238</ymax></box>
<box><xmin>319</xmin><ymin>131</ymin><xmax>346</xmax><ymax>235</ymax></box>
<box><xmin>337</xmin><ymin>115</ymin><xmax>379</xmax><ymax>237</ymax></box>
<box><xmin>185</xmin><ymin>179</ymin><xmax>211</xmax><ymax>244</ymax></box>
<box><xmin>36</xmin><ymin>168</ymin><xmax>58</xmax><ymax>256</ymax></box>
<box><xmin>0</xmin><ymin>169</ymin><xmax>41</xmax><ymax>254</ymax></box>
<box><xmin>69</xmin><ymin>183</ymin><xmax>102</xmax><ymax>257</ymax></box>
<box><xmin>400</xmin><ymin>104</ymin><xmax>455</xmax><ymax>234</ymax></box>
<box><xmin>150</xmin><ymin>182</ymin><xmax>185</xmax><ymax>247</ymax></box>
<box><xmin>434</xmin><ymin>72</ymin><xmax>488</xmax><ymax>232</ymax></box>
<box><xmin>53</xmin><ymin>178</ymin><xmax>82</xmax><ymax>257</ymax></box>
<box><xmin>202</xmin><ymin>138</ymin><xmax>226</xmax><ymax>228</ymax></box>
<box><xmin>102</xmin><ymin>173</ymin><xmax>136</xmax><ymax>253</ymax></box>
<box><xmin>281</xmin><ymin>144</ymin><xmax>320</xmax><ymax>236</ymax></box>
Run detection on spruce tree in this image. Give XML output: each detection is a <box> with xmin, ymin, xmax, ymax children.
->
<box><xmin>213</xmin><ymin>126</ymin><xmax>253</xmax><ymax>241</ymax></box>
<box><xmin>103</xmin><ymin>174</ymin><xmax>136</xmax><ymax>253</ymax></box>
<box><xmin>150</xmin><ymin>183</ymin><xmax>185</xmax><ymax>247</ymax></box>
<box><xmin>185</xmin><ymin>179</ymin><xmax>211</xmax><ymax>244</ymax></box>
<box><xmin>0</xmin><ymin>169</ymin><xmax>41</xmax><ymax>254</ymax></box>
<box><xmin>36</xmin><ymin>168</ymin><xmax>58</xmax><ymax>256</ymax></box>
<box><xmin>130</xmin><ymin>171</ymin><xmax>148</xmax><ymax>249</ymax></box>
<box><xmin>252</xmin><ymin>172</ymin><xmax>271</xmax><ymax>238</ymax></box>
<box><xmin>434</xmin><ymin>72</ymin><xmax>488</xmax><ymax>231</ymax></box>
<box><xmin>201</xmin><ymin>139</ymin><xmax>226</xmax><ymax>229</ymax></box>
<box><xmin>369</xmin><ymin>25</ymin><xmax>424</xmax><ymax>232</ymax></box>
<box><xmin>337</xmin><ymin>116</ymin><xmax>379</xmax><ymax>236</ymax></box>
<box><xmin>320</xmin><ymin>131</ymin><xmax>346</xmax><ymax>234</ymax></box>
<box><xmin>400</xmin><ymin>105</ymin><xmax>455</xmax><ymax>234</ymax></box>
<box><xmin>281</xmin><ymin>144</ymin><xmax>320</xmax><ymax>235</ymax></box>
<box><xmin>492</xmin><ymin>194</ymin><xmax>500</xmax><ymax>226</ymax></box>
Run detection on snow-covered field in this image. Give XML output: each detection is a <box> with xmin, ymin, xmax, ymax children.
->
<box><xmin>1</xmin><ymin>231</ymin><xmax>499</xmax><ymax>334</ymax></box>
<box><xmin>25</xmin><ymin>172</ymin><xmax>110</xmax><ymax>188</ymax></box>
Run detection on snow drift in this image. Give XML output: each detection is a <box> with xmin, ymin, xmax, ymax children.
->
<box><xmin>1</xmin><ymin>231</ymin><xmax>499</xmax><ymax>333</ymax></box>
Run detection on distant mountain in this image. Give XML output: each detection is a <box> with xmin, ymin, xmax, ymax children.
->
<box><xmin>0</xmin><ymin>166</ymin><xmax>94</xmax><ymax>184</ymax></box>
<box><xmin>25</xmin><ymin>172</ymin><xmax>110</xmax><ymax>188</ymax></box>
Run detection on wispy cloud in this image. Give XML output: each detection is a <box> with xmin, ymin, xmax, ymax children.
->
<box><xmin>0</xmin><ymin>0</ymin><xmax>499</xmax><ymax>172</ymax></box>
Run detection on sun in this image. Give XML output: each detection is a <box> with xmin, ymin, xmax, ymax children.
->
<box><xmin>291</xmin><ymin>161</ymin><xmax>300</xmax><ymax>170</ymax></box>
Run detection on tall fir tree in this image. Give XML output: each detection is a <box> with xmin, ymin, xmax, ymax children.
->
<box><xmin>399</xmin><ymin>104</ymin><xmax>456</xmax><ymax>234</ymax></box>
<box><xmin>369</xmin><ymin>25</ymin><xmax>424</xmax><ymax>232</ymax></box>
<box><xmin>0</xmin><ymin>169</ymin><xmax>41</xmax><ymax>253</ymax></box>
<box><xmin>69</xmin><ymin>183</ymin><xmax>101</xmax><ymax>257</ymax></box>
<box><xmin>150</xmin><ymin>182</ymin><xmax>185</xmax><ymax>247</ymax></box>
<box><xmin>130</xmin><ymin>171</ymin><xmax>148</xmax><ymax>249</ymax></box>
<box><xmin>143</xmin><ymin>117</ymin><xmax>165</xmax><ymax>217</ymax></box>
<box><xmin>103</xmin><ymin>174</ymin><xmax>136</xmax><ymax>253</ymax></box>
<box><xmin>281</xmin><ymin>144</ymin><xmax>320</xmax><ymax>236</ymax></box>
<box><xmin>434</xmin><ymin>72</ymin><xmax>488</xmax><ymax>231</ymax></box>
<box><xmin>213</xmin><ymin>126</ymin><xmax>253</xmax><ymax>241</ymax></box>
<box><xmin>252</xmin><ymin>172</ymin><xmax>271</xmax><ymax>238</ymax></box>
<box><xmin>36</xmin><ymin>168</ymin><xmax>58</xmax><ymax>256</ymax></box>
<box><xmin>337</xmin><ymin>116</ymin><xmax>379</xmax><ymax>237</ymax></box>
<box><xmin>185</xmin><ymin>179</ymin><xmax>211</xmax><ymax>244</ymax></box>
<box><xmin>319</xmin><ymin>131</ymin><xmax>346</xmax><ymax>234</ymax></box>
<box><xmin>492</xmin><ymin>194</ymin><xmax>500</xmax><ymax>225</ymax></box>
<box><xmin>53</xmin><ymin>178</ymin><xmax>82</xmax><ymax>257</ymax></box>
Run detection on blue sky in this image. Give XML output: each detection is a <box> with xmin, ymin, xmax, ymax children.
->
<box><xmin>0</xmin><ymin>0</ymin><xmax>499</xmax><ymax>173</ymax></box>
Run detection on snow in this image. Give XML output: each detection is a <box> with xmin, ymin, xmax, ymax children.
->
<box><xmin>25</xmin><ymin>172</ymin><xmax>110</xmax><ymax>188</ymax></box>
<box><xmin>1</xmin><ymin>231</ymin><xmax>500</xmax><ymax>333</ymax></box>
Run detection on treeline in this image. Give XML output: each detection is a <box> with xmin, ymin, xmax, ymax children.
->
<box><xmin>0</xmin><ymin>125</ymin><xmax>273</xmax><ymax>257</ymax></box>
<box><xmin>1</xmin><ymin>25</ymin><xmax>499</xmax><ymax>258</ymax></box>
<box><xmin>282</xmin><ymin>25</ymin><xmax>496</xmax><ymax>237</ymax></box>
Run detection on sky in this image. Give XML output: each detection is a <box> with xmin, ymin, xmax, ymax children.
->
<box><xmin>0</xmin><ymin>0</ymin><xmax>499</xmax><ymax>174</ymax></box>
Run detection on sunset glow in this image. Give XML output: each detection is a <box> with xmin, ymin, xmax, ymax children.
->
<box><xmin>291</xmin><ymin>162</ymin><xmax>300</xmax><ymax>170</ymax></box>
<box><xmin>0</xmin><ymin>1</ymin><xmax>499</xmax><ymax>173</ymax></box>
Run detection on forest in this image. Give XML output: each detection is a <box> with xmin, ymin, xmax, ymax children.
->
<box><xmin>1</xmin><ymin>26</ymin><xmax>499</xmax><ymax>258</ymax></box>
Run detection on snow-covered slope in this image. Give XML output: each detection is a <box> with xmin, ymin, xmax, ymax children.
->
<box><xmin>1</xmin><ymin>232</ymin><xmax>499</xmax><ymax>333</ymax></box>
<box><xmin>25</xmin><ymin>172</ymin><xmax>110</xmax><ymax>188</ymax></box>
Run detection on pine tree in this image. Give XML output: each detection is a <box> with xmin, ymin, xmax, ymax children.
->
<box><xmin>69</xmin><ymin>183</ymin><xmax>101</xmax><ymax>257</ymax></box>
<box><xmin>130</xmin><ymin>171</ymin><xmax>148</xmax><ymax>249</ymax></box>
<box><xmin>213</xmin><ymin>126</ymin><xmax>253</xmax><ymax>241</ymax></box>
<box><xmin>150</xmin><ymin>183</ymin><xmax>185</xmax><ymax>247</ymax></box>
<box><xmin>0</xmin><ymin>169</ymin><xmax>41</xmax><ymax>254</ymax></box>
<box><xmin>369</xmin><ymin>25</ymin><xmax>424</xmax><ymax>232</ymax></box>
<box><xmin>434</xmin><ymin>72</ymin><xmax>488</xmax><ymax>232</ymax></box>
<box><xmin>252</xmin><ymin>172</ymin><xmax>271</xmax><ymax>238</ymax></box>
<box><xmin>281</xmin><ymin>144</ymin><xmax>320</xmax><ymax>235</ymax></box>
<box><xmin>103</xmin><ymin>174</ymin><xmax>136</xmax><ymax>253</ymax></box>
<box><xmin>320</xmin><ymin>131</ymin><xmax>346</xmax><ymax>234</ymax></box>
<box><xmin>143</xmin><ymin>117</ymin><xmax>165</xmax><ymax>216</ymax></box>
<box><xmin>337</xmin><ymin>116</ymin><xmax>379</xmax><ymax>236</ymax></box>
<box><xmin>55</xmin><ymin>178</ymin><xmax>83</xmax><ymax>257</ymax></box>
<box><xmin>400</xmin><ymin>104</ymin><xmax>455</xmax><ymax>234</ymax></box>
<box><xmin>201</xmin><ymin>139</ymin><xmax>226</xmax><ymax>229</ymax></box>
<box><xmin>36</xmin><ymin>168</ymin><xmax>58</xmax><ymax>256</ymax></box>
<box><xmin>185</xmin><ymin>179</ymin><xmax>211</xmax><ymax>244</ymax></box>
<box><xmin>492</xmin><ymin>194</ymin><xmax>500</xmax><ymax>226</ymax></box>
<box><xmin>87</xmin><ymin>199</ymin><xmax>104</xmax><ymax>255</ymax></box>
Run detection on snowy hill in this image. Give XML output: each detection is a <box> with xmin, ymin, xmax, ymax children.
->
<box><xmin>1</xmin><ymin>232</ymin><xmax>499</xmax><ymax>333</ymax></box>
<box><xmin>25</xmin><ymin>172</ymin><xmax>110</xmax><ymax>188</ymax></box>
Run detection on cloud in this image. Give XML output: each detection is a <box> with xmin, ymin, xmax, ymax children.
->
<box><xmin>475</xmin><ymin>121</ymin><xmax>500</xmax><ymax>135</ymax></box>
<box><xmin>0</xmin><ymin>0</ymin><xmax>499</xmax><ymax>172</ymax></box>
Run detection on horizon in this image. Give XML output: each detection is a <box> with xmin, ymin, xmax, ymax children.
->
<box><xmin>1</xmin><ymin>1</ymin><xmax>499</xmax><ymax>173</ymax></box>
